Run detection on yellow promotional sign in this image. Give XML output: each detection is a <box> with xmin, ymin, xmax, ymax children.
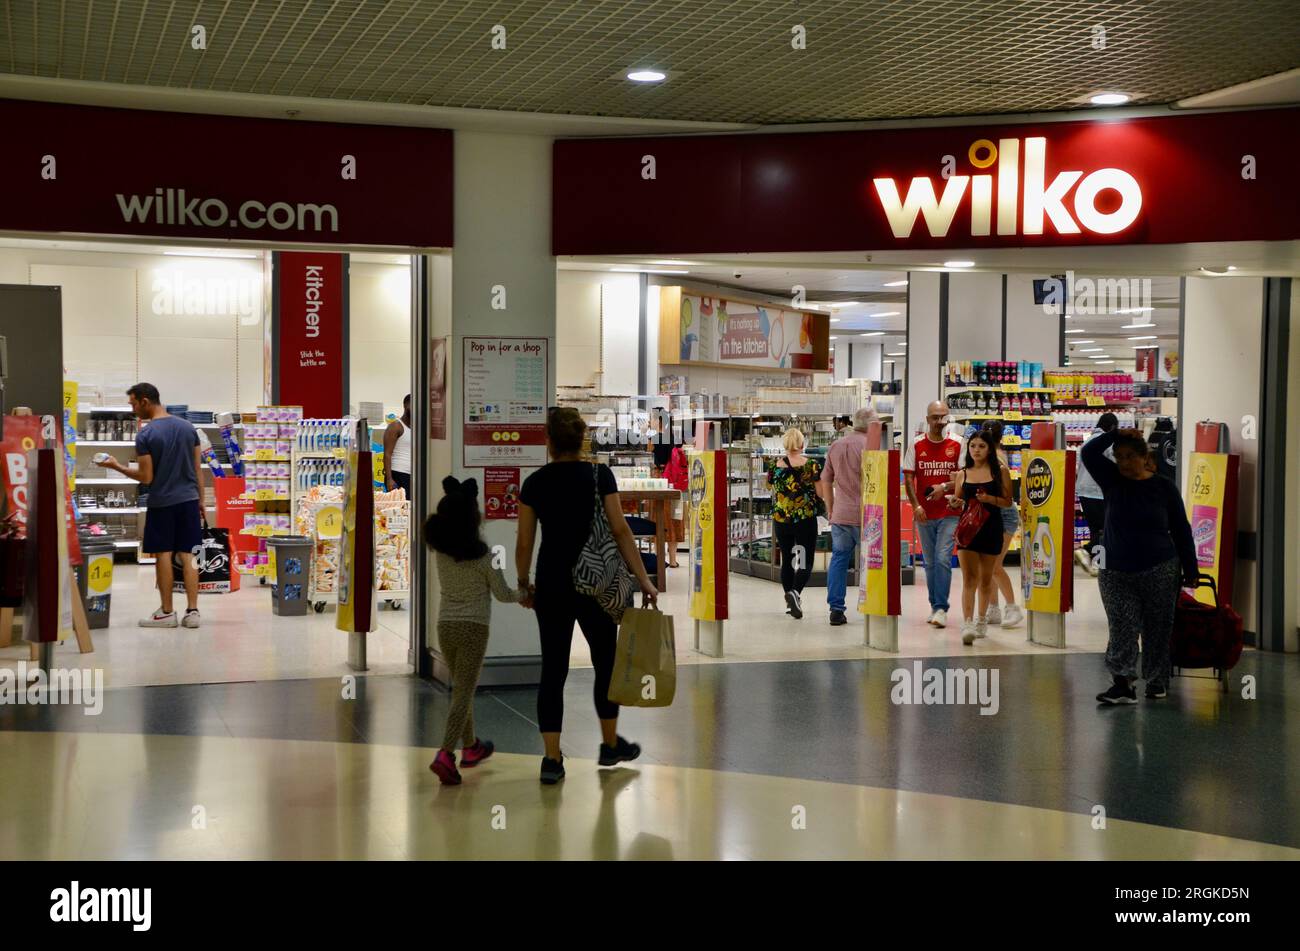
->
<box><xmin>1021</xmin><ymin>449</ymin><xmax>1073</xmax><ymax>613</ymax></box>
<box><xmin>1187</xmin><ymin>452</ymin><xmax>1229</xmax><ymax>607</ymax></box>
<box><xmin>858</xmin><ymin>450</ymin><xmax>892</xmax><ymax>616</ymax></box>
<box><xmin>63</xmin><ymin>380</ymin><xmax>78</xmax><ymax>489</ymax></box>
<box><xmin>315</xmin><ymin>505</ymin><xmax>343</xmax><ymax>540</ymax></box>
<box><xmin>686</xmin><ymin>449</ymin><xmax>728</xmax><ymax>621</ymax></box>
<box><xmin>86</xmin><ymin>553</ymin><xmax>113</xmax><ymax>595</ymax></box>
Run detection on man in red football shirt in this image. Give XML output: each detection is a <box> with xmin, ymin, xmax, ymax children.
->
<box><xmin>903</xmin><ymin>400</ymin><xmax>964</xmax><ymax>627</ymax></box>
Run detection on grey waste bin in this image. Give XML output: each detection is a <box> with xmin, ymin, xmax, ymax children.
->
<box><xmin>268</xmin><ymin>535</ymin><xmax>313</xmax><ymax>616</ymax></box>
<box><xmin>75</xmin><ymin>535</ymin><xmax>118</xmax><ymax>629</ymax></box>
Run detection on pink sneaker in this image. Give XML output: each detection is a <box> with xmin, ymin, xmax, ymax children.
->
<box><xmin>460</xmin><ymin>739</ymin><xmax>495</xmax><ymax>768</ymax></box>
<box><xmin>429</xmin><ymin>749</ymin><xmax>461</xmax><ymax>785</ymax></box>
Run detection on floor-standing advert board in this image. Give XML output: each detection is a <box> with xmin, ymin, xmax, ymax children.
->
<box><xmin>857</xmin><ymin>445</ymin><xmax>900</xmax><ymax>618</ymax></box>
<box><xmin>462</xmin><ymin>337</ymin><xmax>549</xmax><ymax>468</ymax></box>
<box><xmin>1185</xmin><ymin>451</ymin><xmax>1240</xmax><ymax>608</ymax></box>
<box><xmin>686</xmin><ymin>448</ymin><xmax>728</xmax><ymax>623</ymax></box>
<box><xmin>1020</xmin><ymin>449</ymin><xmax>1075</xmax><ymax>614</ymax></box>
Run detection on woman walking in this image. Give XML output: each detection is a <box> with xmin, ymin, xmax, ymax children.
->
<box><xmin>425</xmin><ymin>477</ymin><xmax>525</xmax><ymax>785</ymax></box>
<box><xmin>1085</xmin><ymin>429</ymin><xmax>1198</xmax><ymax>703</ymax></box>
<box><xmin>516</xmin><ymin>408</ymin><xmax>659</xmax><ymax>784</ymax></box>
<box><xmin>948</xmin><ymin>428</ymin><xmax>1014</xmax><ymax>645</ymax></box>
<box><xmin>980</xmin><ymin>421</ymin><xmax>1025</xmax><ymax>629</ymax></box>
<box><xmin>767</xmin><ymin>427</ymin><xmax>823</xmax><ymax>619</ymax></box>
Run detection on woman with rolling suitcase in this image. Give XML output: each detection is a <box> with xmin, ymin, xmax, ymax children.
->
<box><xmin>1084</xmin><ymin>429</ymin><xmax>1199</xmax><ymax>704</ymax></box>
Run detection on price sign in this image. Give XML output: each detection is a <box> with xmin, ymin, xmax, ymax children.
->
<box><xmin>332</xmin><ymin>447</ymin><xmax>347</xmax><ymax>459</ymax></box>
<box><xmin>86</xmin><ymin>554</ymin><xmax>113</xmax><ymax>595</ymax></box>
<box><xmin>1085</xmin><ymin>396</ymin><xmax>1105</xmax><ymax>407</ymax></box>
<box><xmin>1004</xmin><ymin>411</ymin><xmax>1023</xmax><ymax>421</ymax></box>
<box><xmin>316</xmin><ymin>505</ymin><xmax>343</xmax><ymax>539</ymax></box>
<box><xmin>254</xmin><ymin>449</ymin><xmax>274</xmax><ymax>461</ymax></box>
<box><xmin>255</xmin><ymin>564</ymin><xmax>273</xmax><ymax>578</ymax></box>
<box><xmin>1001</xmin><ymin>383</ymin><xmax>1019</xmax><ymax>393</ymax></box>
<box><xmin>255</xmin><ymin>489</ymin><xmax>275</xmax><ymax>501</ymax></box>
<box><xmin>252</xmin><ymin>524</ymin><xmax>274</xmax><ymax>537</ymax></box>
<box><xmin>1002</xmin><ymin>435</ymin><xmax>1023</xmax><ymax>447</ymax></box>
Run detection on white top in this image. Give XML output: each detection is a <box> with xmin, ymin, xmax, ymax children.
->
<box><xmin>1075</xmin><ymin>430</ymin><xmax>1114</xmax><ymax>499</ymax></box>
<box><xmin>391</xmin><ymin>420</ymin><xmax>412</xmax><ymax>475</ymax></box>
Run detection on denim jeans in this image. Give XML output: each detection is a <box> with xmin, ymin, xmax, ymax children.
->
<box><xmin>917</xmin><ymin>515</ymin><xmax>959</xmax><ymax>612</ymax></box>
<box><xmin>826</xmin><ymin>523</ymin><xmax>860</xmax><ymax>614</ymax></box>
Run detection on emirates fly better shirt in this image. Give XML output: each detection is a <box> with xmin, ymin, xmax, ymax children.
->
<box><xmin>903</xmin><ymin>434</ymin><xmax>965</xmax><ymax>521</ymax></box>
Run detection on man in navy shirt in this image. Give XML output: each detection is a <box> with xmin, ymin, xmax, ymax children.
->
<box><xmin>98</xmin><ymin>383</ymin><xmax>206</xmax><ymax>629</ymax></box>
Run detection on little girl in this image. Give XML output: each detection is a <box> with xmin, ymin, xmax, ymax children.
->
<box><xmin>426</xmin><ymin>476</ymin><xmax>526</xmax><ymax>785</ymax></box>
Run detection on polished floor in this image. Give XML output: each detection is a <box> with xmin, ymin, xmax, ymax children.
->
<box><xmin>2</xmin><ymin>648</ymin><xmax>1297</xmax><ymax>859</ymax></box>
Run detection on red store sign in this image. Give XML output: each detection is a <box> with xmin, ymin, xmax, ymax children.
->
<box><xmin>553</xmin><ymin>108</ymin><xmax>1300</xmax><ymax>254</ymax></box>
<box><xmin>0</xmin><ymin>98</ymin><xmax>452</xmax><ymax>247</ymax></box>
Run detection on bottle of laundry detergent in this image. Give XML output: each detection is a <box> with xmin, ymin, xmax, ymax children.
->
<box><xmin>1031</xmin><ymin>516</ymin><xmax>1055</xmax><ymax>588</ymax></box>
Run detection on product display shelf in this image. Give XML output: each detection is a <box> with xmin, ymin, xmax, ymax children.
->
<box><xmin>75</xmin><ymin>420</ymin><xmax>143</xmax><ymax>559</ymax></box>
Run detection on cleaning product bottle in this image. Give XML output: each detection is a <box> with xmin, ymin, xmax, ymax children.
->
<box><xmin>1032</xmin><ymin>516</ymin><xmax>1054</xmax><ymax>588</ymax></box>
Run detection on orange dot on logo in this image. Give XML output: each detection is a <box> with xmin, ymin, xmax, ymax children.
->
<box><xmin>968</xmin><ymin>139</ymin><xmax>997</xmax><ymax>169</ymax></box>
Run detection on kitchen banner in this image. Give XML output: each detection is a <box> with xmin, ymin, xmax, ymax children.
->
<box><xmin>0</xmin><ymin>99</ymin><xmax>453</xmax><ymax>247</ymax></box>
<box><xmin>1020</xmin><ymin>450</ymin><xmax>1074</xmax><ymax>613</ymax></box>
<box><xmin>857</xmin><ymin>448</ymin><xmax>901</xmax><ymax>617</ymax></box>
<box><xmin>275</xmin><ymin>251</ymin><xmax>345</xmax><ymax>418</ymax></box>
<box><xmin>462</xmin><ymin>337</ymin><xmax>549</xmax><ymax>468</ymax></box>
<box><xmin>687</xmin><ymin>449</ymin><xmax>729</xmax><ymax>621</ymax></box>
<box><xmin>675</xmin><ymin>293</ymin><xmax>817</xmax><ymax>369</ymax></box>
<box><xmin>1186</xmin><ymin>451</ymin><xmax>1240</xmax><ymax>607</ymax></box>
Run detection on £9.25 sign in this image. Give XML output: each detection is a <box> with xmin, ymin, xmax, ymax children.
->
<box><xmin>872</xmin><ymin>136</ymin><xmax>1141</xmax><ymax>240</ymax></box>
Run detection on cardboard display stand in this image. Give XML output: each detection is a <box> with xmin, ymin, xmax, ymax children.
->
<box><xmin>687</xmin><ymin>421</ymin><xmax>728</xmax><ymax>657</ymax></box>
<box><xmin>1022</xmin><ymin>422</ymin><xmax>1074</xmax><ymax>648</ymax></box>
<box><xmin>1186</xmin><ymin>421</ymin><xmax>1240</xmax><ymax>608</ymax></box>
<box><xmin>858</xmin><ymin>420</ymin><xmax>901</xmax><ymax>651</ymax></box>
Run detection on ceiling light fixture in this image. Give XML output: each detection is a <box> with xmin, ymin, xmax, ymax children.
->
<box><xmin>1090</xmin><ymin>92</ymin><xmax>1130</xmax><ymax>105</ymax></box>
<box><xmin>627</xmin><ymin>69</ymin><xmax>666</xmax><ymax>83</ymax></box>
<box><xmin>1064</xmin><ymin>329</ymin><xmax>1086</xmax><ymax>334</ymax></box>
<box><xmin>163</xmin><ymin>250</ymin><xmax>259</xmax><ymax>259</ymax></box>
<box><xmin>1198</xmin><ymin>265</ymin><xmax>1237</xmax><ymax>276</ymax></box>
<box><xmin>943</xmin><ymin>260</ymin><xmax>975</xmax><ymax>268</ymax></box>
<box><xmin>1115</xmin><ymin>307</ymin><xmax>1154</xmax><ymax>314</ymax></box>
<box><xmin>883</xmin><ymin>280</ymin><xmax>908</xmax><ymax>287</ymax></box>
<box><xmin>886</xmin><ymin>352</ymin><xmax>906</xmax><ymax>357</ymax></box>
<box><xmin>1131</xmin><ymin>344</ymin><xmax>1159</xmax><ymax>350</ymax></box>
<box><xmin>862</xmin><ymin>331</ymin><xmax>885</xmax><ymax>337</ymax></box>
<box><xmin>831</xmin><ymin>318</ymin><xmax>840</xmax><ymax>323</ymax></box>
<box><xmin>609</xmin><ymin>267</ymin><xmax>688</xmax><ymax>274</ymax></box>
<box><xmin>1127</xmin><ymin>335</ymin><xmax>1157</xmax><ymax>340</ymax></box>
<box><xmin>1071</xmin><ymin>339</ymin><xmax>1096</xmax><ymax>344</ymax></box>
<box><xmin>1079</xmin><ymin>347</ymin><xmax>1105</xmax><ymax>352</ymax></box>
<box><xmin>868</xmin><ymin>311</ymin><xmax>901</xmax><ymax>317</ymax></box>
<box><xmin>1120</xmin><ymin>322</ymin><xmax>1156</xmax><ymax>329</ymax></box>
<box><xmin>1091</xmin><ymin>359</ymin><xmax>1115</xmax><ymax>364</ymax></box>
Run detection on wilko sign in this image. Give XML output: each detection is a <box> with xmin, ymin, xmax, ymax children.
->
<box><xmin>872</xmin><ymin>137</ymin><xmax>1142</xmax><ymax>239</ymax></box>
<box><xmin>552</xmin><ymin>107</ymin><xmax>1300</xmax><ymax>253</ymax></box>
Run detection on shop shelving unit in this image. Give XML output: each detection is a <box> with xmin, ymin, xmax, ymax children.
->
<box><xmin>75</xmin><ymin>406</ymin><xmax>144</xmax><ymax>560</ymax></box>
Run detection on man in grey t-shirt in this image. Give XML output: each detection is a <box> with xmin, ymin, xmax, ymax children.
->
<box><xmin>97</xmin><ymin>383</ymin><xmax>206</xmax><ymax>629</ymax></box>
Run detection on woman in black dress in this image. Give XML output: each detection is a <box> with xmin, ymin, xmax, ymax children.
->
<box><xmin>948</xmin><ymin>428</ymin><xmax>1014</xmax><ymax>645</ymax></box>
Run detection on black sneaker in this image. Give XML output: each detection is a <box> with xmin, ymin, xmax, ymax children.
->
<box><xmin>598</xmin><ymin>736</ymin><xmax>641</xmax><ymax>766</ymax></box>
<box><xmin>829</xmin><ymin>609</ymin><xmax>847</xmax><ymax>626</ymax></box>
<box><xmin>1096</xmin><ymin>678</ymin><xmax>1137</xmax><ymax>705</ymax></box>
<box><xmin>539</xmin><ymin>755</ymin><xmax>566</xmax><ymax>785</ymax></box>
<box><xmin>1145</xmin><ymin>683</ymin><xmax>1168</xmax><ymax>700</ymax></box>
<box><xmin>785</xmin><ymin>590</ymin><xmax>803</xmax><ymax>619</ymax></box>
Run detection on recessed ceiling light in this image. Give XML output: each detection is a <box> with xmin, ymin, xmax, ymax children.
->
<box><xmin>829</xmin><ymin>336</ymin><xmax>838</xmax><ymax>340</ymax></box>
<box><xmin>609</xmin><ymin>267</ymin><xmax>688</xmax><ymax>274</ymax></box>
<box><xmin>943</xmin><ymin>260</ymin><xmax>975</xmax><ymax>268</ymax></box>
<box><xmin>1071</xmin><ymin>339</ymin><xmax>1095</xmax><ymax>344</ymax></box>
<box><xmin>1090</xmin><ymin>92</ymin><xmax>1130</xmax><ymax>105</ymax></box>
<box><xmin>830</xmin><ymin>318</ymin><xmax>840</xmax><ymax>323</ymax></box>
<box><xmin>1064</xmin><ymin>329</ymin><xmax>1086</xmax><ymax>334</ymax></box>
<box><xmin>869</xmin><ymin>311</ymin><xmax>901</xmax><ymax>317</ymax></box>
<box><xmin>1131</xmin><ymin>345</ymin><xmax>1159</xmax><ymax>350</ymax></box>
<box><xmin>1127</xmin><ymin>335</ymin><xmax>1157</xmax><ymax>340</ymax></box>
<box><xmin>1091</xmin><ymin>359</ymin><xmax>1115</xmax><ymax>364</ymax></box>
<box><xmin>886</xmin><ymin>352</ymin><xmax>906</xmax><ymax>357</ymax></box>
<box><xmin>627</xmin><ymin>69</ymin><xmax>666</xmax><ymax>83</ymax></box>
<box><xmin>862</xmin><ymin>331</ymin><xmax>885</xmax><ymax>337</ymax></box>
<box><xmin>1115</xmin><ymin>307</ymin><xmax>1154</xmax><ymax>314</ymax></box>
<box><xmin>1198</xmin><ymin>265</ymin><xmax>1237</xmax><ymax>275</ymax></box>
<box><xmin>1079</xmin><ymin>347</ymin><xmax>1105</xmax><ymax>352</ymax></box>
<box><xmin>163</xmin><ymin>250</ymin><xmax>259</xmax><ymax>259</ymax></box>
<box><xmin>883</xmin><ymin>280</ymin><xmax>908</xmax><ymax>287</ymax></box>
<box><xmin>898</xmin><ymin>343</ymin><xmax>907</xmax><ymax>347</ymax></box>
<box><xmin>648</xmin><ymin>259</ymin><xmax>694</xmax><ymax>266</ymax></box>
<box><xmin>1120</xmin><ymin>322</ymin><xmax>1156</xmax><ymax>329</ymax></box>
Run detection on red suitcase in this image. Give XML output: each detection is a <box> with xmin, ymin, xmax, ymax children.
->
<box><xmin>1171</xmin><ymin>573</ymin><xmax>1243</xmax><ymax>693</ymax></box>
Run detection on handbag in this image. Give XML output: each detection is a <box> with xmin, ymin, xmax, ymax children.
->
<box><xmin>954</xmin><ymin>496</ymin><xmax>989</xmax><ymax>548</ymax></box>
<box><xmin>572</xmin><ymin>464</ymin><xmax>637</xmax><ymax>622</ymax></box>
<box><xmin>608</xmin><ymin>606</ymin><xmax>677</xmax><ymax>707</ymax></box>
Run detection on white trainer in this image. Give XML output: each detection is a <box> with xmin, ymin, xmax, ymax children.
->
<box><xmin>985</xmin><ymin>604</ymin><xmax>1002</xmax><ymax>625</ymax></box>
<box><xmin>182</xmin><ymin>610</ymin><xmax>201</xmax><ymax>629</ymax></box>
<box><xmin>1001</xmin><ymin>603</ymin><xmax>1025</xmax><ymax>628</ymax></box>
<box><xmin>929</xmin><ymin>609</ymin><xmax>947</xmax><ymax>627</ymax></box>
<box><xmin>139</xmin><ymin>609</ymin><xmax>178</xmax><ymax>628</ymax></box>
<box><xmin>975</xmin><ymin>616</ymin><xmax>988</xmax><ymax>638</ymax></box>
<box><xmin>1074</xmin><ymin>548</ymin><xmax>1092</xmax><ymax>571</ymax></box>
<box><xmin>961</xmin><ymin>621</ymin><xmax>977</xmax><ymax>645</ymax></box>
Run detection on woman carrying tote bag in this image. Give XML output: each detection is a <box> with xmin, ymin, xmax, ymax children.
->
<box><xmin>516</xmin><ymin>408</ymin><xmax>658</xmax><ymax>786</ymax></box>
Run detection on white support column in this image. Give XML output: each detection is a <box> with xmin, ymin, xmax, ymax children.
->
<box><xmin>905</xmin><ymin>271</ymin><xmax>942</xmax><ymax>441</ymax></box>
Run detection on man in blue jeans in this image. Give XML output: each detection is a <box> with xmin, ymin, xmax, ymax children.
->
<box><xmin>819</xmin><ymin>407</ymin><xmax>876</xmax><ymax>625</ymax></box>
<box><xmin>903</xmin><ymin>400</ymin><xmax>964</xmax><ymax>627</ymax></box>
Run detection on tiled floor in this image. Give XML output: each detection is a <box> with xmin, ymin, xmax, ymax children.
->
<box><xmin>0</xmin><ymin>564</ymin><xmax>412</xmax><ymax>687</ymax></box>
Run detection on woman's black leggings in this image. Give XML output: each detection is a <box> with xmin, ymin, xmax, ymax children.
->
<box><xmin>774</xmin><ymin>517</ymin><xmax>818</xmax><ymax>594</ymax></box>
<box><xmin>534</xmin><ymin>582</ymin><xmax>619</xmax><ymax>733</ymax></box>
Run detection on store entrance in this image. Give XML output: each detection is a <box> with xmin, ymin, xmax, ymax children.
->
<box><xmin>553</xmin><ymin>244</ymin><xmax>1281</xmax><ymax>664</ymax></box>
<box><xmin>0</xmin><ymin>235</ymin><xmax>430</xmax><ymax>688</ymax></box>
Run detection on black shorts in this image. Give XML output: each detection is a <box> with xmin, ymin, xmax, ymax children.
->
<box><xmin>142</xmin><ymin>499</ymin><xmax>203</xmax><ymax>555</ymax></box>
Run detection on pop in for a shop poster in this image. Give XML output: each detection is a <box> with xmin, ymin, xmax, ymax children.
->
<box><xmin>1020</xmin><ymin>450</ymin><xmax>1074</xmax><ymax>613</ymax></box>
<box><xmin>686</xmin><ymin>449</ymin><xmax>728</xmax><ymax>621</ymax></box>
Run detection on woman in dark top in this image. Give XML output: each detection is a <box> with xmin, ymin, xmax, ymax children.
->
<box><xmin>516</xmin><ymin>408</ymin><xmax>658</xmax><ymax>785</ymax></box>
<box><xmin>1084</xmin><ymin>428</ymin><xmax>1198</xmax><ymax>704</ymax></box>
<box><xmin>767</xmin><ymin>427</ymin><xmax>823</xmax><ymax>619</ymax></box>
<box><xmin>948</xmin><ymin>428</ymin><xmax>1014</xmax><ymax>646</ymax></box>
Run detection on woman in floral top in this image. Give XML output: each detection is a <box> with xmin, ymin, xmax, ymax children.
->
<box><xmin>767</xmin><ymin>428</ymin><xmax>824</xmax><ymax>619</ymax></box>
